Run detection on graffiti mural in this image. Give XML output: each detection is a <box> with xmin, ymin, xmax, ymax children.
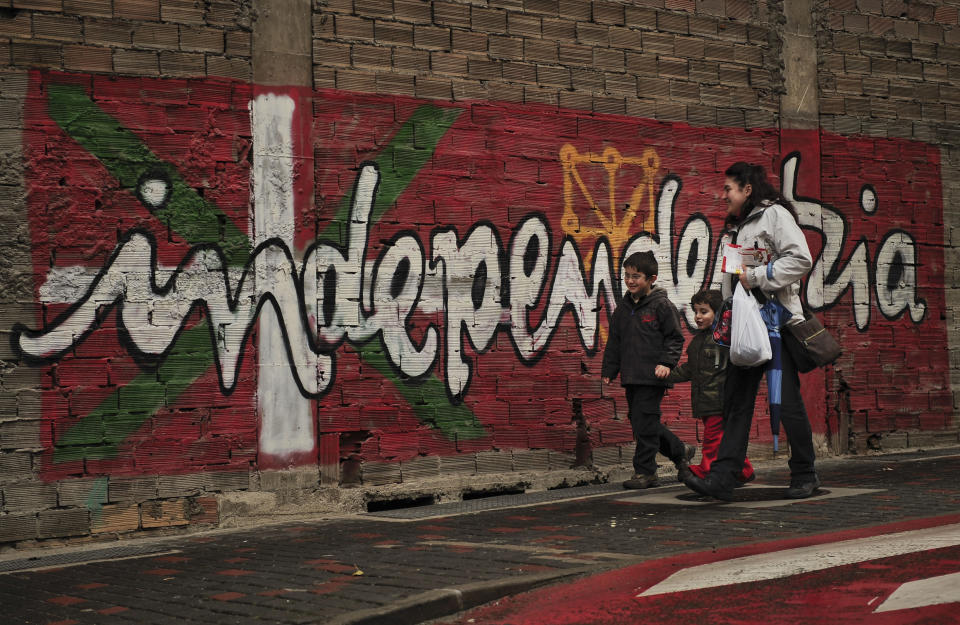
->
<box><xmin>17</xmin><ymin>71</ymin><xmax>949</xmax><ymax>481</ymax></box>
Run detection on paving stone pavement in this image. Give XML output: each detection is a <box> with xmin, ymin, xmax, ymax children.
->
<box><xmin>2</xmin><ymin>447</ymin><xmax>959</xmax><ymax>625</ymax></box>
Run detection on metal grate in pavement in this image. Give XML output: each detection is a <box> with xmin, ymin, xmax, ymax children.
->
<box><xmin>366</xmin><ymin>482</ymin><xmax>626</xmax><ymax>519</ymax></box>
<box><xmin>0</xmin><ymin>544</ymin><xmax>179</xmax><ymax>574</ymax></box>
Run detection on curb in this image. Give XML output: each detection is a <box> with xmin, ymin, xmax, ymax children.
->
<box><xmin>322</xmin><ymin>566</ymin><xmax>598</xmax><ymax>625</ymax></box>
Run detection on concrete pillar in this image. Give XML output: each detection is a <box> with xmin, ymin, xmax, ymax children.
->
<box><xmin>779</xmin><ymin>0</ymin><xmax>819</xmax><ymax>130</ymax></box>
<box><xmin>250</xmin><ymin>0</ymin><xmax>321</xmax><ymax>470</ymax></box>
<box><xmin>777</xmin><ymin>0</ymin><xmax>844</xmax><ymax>451</ymax></box>
<box><xmin>252</xmin><ymin>0</ymin><xmax>313</xmax><ymax>87</ymax></box>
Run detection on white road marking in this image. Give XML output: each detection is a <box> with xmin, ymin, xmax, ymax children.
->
<box><xmin>418</xmin><ymin>540</ymin><xmax>571</xmax><ymax>555</ymax></box>
<box><xmin>417</xmin><ymin>541</ymin><xmax>634</xmax><ymax>563</ymax></box>
<box><xmin>638</xmin><ymin>523</ymin><xmax>960</xmax><ymax>597</ymax></box>
<box><xmin>617</xmin><ymin>486</ymin><xmax>883</xmax><ymax>509</ymax></box>
<box><xmin>874</xmin><ymin>571</ymin><xmax>960</xmax><ymax>613</ymax></box>
<box><xmin>0</xmin><ymin>550</ymin><xmax>183</xmax><ymax>575</ymax></box>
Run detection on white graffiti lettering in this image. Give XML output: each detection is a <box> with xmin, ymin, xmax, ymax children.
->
<box><xmin>783</xmin><ymin>154</ymin><xmax>925</xmax><ymax>329</ymax></box>
<box><xmin>18</xmin><ymin>157</ymin><xmax>928</xmax><ymax>401</ymax></box>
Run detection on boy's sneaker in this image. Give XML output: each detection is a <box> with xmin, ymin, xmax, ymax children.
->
<box><xmin>734</xmin><ymin>473</ymin><xmax>756</xmax><ymax>488</ymax></box>
<box><xmin>674</xmin><ymin>443</ymin><xmax>697</xmax><ymax>482</ymax></box>
<box><xmin>785</xmin><ymin>475</ymin><xmax>821</xmax><ymax>499</ymax></box>
<box><xmin>623</xmin><ymin>474</ymin><xmax>659</xmax><ymax>489</ymax></box>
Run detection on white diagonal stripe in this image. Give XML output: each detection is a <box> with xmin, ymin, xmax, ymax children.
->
<box><xmin>638</xmin><ymin>524</ymin><xmax>960</xmax><ymax>597</ymax></box>
<box><xmin>617</xmin><ymin>486</ymin><xmax>882</xmax><ymax>509</ymax></box>
<box><xmin>874</xmin><ymin>571</ymin><xmax>960</xmax><ymax>613</ymax></box>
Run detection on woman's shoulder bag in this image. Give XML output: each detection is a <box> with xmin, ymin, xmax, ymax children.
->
<box><xmin>783</xmin><ymin>310</ymin><xmax>842</xmax><ymax>373</ymax></box>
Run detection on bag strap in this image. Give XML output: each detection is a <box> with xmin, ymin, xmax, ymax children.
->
<box><xmin>726</xmin><ymin>272</ymin><xmax>768</xmax><ymax>306</ymax></box>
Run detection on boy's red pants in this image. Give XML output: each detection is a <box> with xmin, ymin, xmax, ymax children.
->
<box><xmin>690</xmin><ymin>414</ymin><xmax>755</xmax><ymax>482</ymax></box>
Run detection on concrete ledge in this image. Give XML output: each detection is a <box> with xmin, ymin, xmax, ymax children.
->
<box><xmin>326</xmin><ymin>589</ymin><xmax>462</xmax><ymax>625</ymax></box>
<box><xmin>7</xmin><ymin>438</ymin><xmax>959</xmax><ymax>549</ymax></box>
<box><xmin>324</xmin><ymin>567</ymin><xmax>595</xmax><ymax>625</ymax></box>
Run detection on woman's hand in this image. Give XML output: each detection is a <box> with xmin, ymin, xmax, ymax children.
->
<box><xmin>738</xmin><ymin>271</ymin><xmax>751</xmax><ymax>290</ymax></box>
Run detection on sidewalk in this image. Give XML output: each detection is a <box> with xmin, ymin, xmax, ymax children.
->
<box><xmin>3</xmin><ymin>446</ymin><xmax>959</xmax><ymax>625</ymax></box>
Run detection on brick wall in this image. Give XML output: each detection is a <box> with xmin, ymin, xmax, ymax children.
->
<box><xmin>814</xmin><ymin>0</ymin><xmax>960</xmax><ymax>437</ymax></box>
<box><xmin>312</xmin><ymin>0</ymin><xmax>783</xmax><ymax>126</ymax></box>
<box><xmin>0</xmin><ymin>0</ymin><xmax>957</xmax><ymax>547</ymax></box>
<box><xmin>0</xmin><ymin>0</ymin><xmax>252</xmax><ymax>77</ymax></box>
<box><xmin>816</xmin><ymin>0</ymin><xmax>960</xmax><ymax>142</ymax></box>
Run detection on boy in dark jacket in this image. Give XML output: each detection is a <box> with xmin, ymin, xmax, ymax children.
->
<box><xmin>602</xmin><ymin>251</ymin><xmax>695</xmax><ymax>489</ymax></box>
<box><xmin>668</xmin><ymin>290</ymin><xmax>754</xmax><ymax>482</ymax></box>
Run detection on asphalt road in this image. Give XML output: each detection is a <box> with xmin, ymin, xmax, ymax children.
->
<box><xmin>435</xmin><ymin>514</ymin><xmax>960</xmax><ymax>624</ymax></box>
<box><xmin>2</xmin><ymin>447</ymin><xmax>959</xmax><ymax>625</ymax></box>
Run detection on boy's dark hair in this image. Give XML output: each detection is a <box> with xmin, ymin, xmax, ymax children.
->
<box><xmin>691</xmin><ymin>289</ymin><xmax>723</xmax><ymax>314</ymax></box>
<box><xmin>623</xmin><ymin>251</ymin><xmax>658</xmax><ymax>277</ymax></box>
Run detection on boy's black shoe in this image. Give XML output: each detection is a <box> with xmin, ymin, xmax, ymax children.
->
<box><xmin>675</xmin><ymin>444</ymin><xmax>697</xmax><ymax>482</ymax></box>
<box><xmin>734</xmin><ymin>473</ymin><xmax>756</xmax><ymax>488</ymax></box>
<box><xmin>785</xmin><ymin>475</ymin><xmax>821</xmax><ymax>499</ymax></box>
<box><xmin>623</xmin><ymin>474</ymin><xmax>659</xmax><ymax>489</ymax></box>
<box><xmin>683</xmin><ymin>473</ymin><xmax>734</xmax><ymax>501</ymax></box>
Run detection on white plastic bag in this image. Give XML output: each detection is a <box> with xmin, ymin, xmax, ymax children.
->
<box><xmin>730</xmin><ymin>283</ymin><xmax>771</xmax><ymax>367</ymax></box>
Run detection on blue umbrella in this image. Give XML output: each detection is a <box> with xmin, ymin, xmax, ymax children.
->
<box><xmin>759</xmin><ymin>299</ymin><xmax>787</xmax><ymax>451</ymax></box>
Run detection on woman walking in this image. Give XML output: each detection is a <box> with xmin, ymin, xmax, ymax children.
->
<box><xmin>683</xmin><ymin>162</ymin><xmax>820</xmax><ymax>501</ymax></box>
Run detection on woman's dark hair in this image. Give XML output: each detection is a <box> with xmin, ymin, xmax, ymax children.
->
<box><xmin>724</xmin><ymin>161</ymin><xmax>799</xmax><ymax>226</ymax></box>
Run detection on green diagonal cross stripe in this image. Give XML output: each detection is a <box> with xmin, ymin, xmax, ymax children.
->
<box><xmin>357</xmin><ymin>343</ymin><xmax>486</xmax><ymax>438</ymax></box>
<box><xmin>319</xmin><ymin>103</ymin><xmax>484</xmax><ymax>438</ymax></box>
<box><xmin>54</xmin><ymin>324</ymin><xmax>215</xmax><ymax>462</ymax></box>
<box><xmin>47</xmin><ymin>84</ymin><xmax>251</xmax><ymax>267</ymax></box>
<box><xmin>50</xmin><ymin>87</ymin><xmax>483</xmax><ymax>462</ymax></box>
<box><xmin>319</xmin><ymin>105</ymin><xmax>463</xmax><ymax>245</ymax></box>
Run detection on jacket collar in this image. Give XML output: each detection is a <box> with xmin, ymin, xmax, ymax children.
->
<box><xmin>623</xmin><ymin>285</ymin><xmax>664</xmax><ymax>307</ymax></box>
<box><xmin>736</xmin><ymin>200</ymin><xmax>774</xmax><ymax>229</ymax></box>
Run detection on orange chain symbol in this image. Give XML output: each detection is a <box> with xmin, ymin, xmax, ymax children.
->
<box><xmin>560</xmin><ymin>144</ymin><xmax>660</xmax><ymax>269</ymax></box>
<box><xmin>560</xmin><ymin>144</ymin><xmax>660</xmax><ymax>346</ymax></box>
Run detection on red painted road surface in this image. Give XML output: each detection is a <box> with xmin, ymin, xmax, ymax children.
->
<box><xmin>443</xmin><ymin>515</ymin><xmax>960</xmax><ymax>625</ymax></box>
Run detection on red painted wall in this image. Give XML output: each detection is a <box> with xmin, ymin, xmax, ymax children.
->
<box><xmin>20</xmin><ymin>71</ymin><xmax>948</xmax><ymax>482</ymax></box>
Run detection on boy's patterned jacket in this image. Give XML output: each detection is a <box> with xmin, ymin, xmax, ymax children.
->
<box><xmin>666</xmin><ymin>329</ymin><xmax>728</xmax><ymax>418</ymax></box>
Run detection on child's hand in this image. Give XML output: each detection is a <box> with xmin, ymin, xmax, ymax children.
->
<box><xmin>654</xmin><ymin>365</ymin><xmax>670</xmax><ymax>379</ymax></box>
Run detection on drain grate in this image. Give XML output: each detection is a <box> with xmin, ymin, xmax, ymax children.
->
<box><xmin>0</xmin><ymin>544</ymin><xmax>179</xmax><ymax>574</ymax></box>
<box><xmin>367</xmin><ymin>494</ymin><xmax>436</xmax><ymax>513</ymax></box>
<box><xmin>366</xmin><ymin>482</ymin><xmax>624</xmax><ymax>519</ymax></box>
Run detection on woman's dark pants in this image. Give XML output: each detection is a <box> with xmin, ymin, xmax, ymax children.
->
<box><xmin>709</xmin><ymin>347</ymin><xmax>816</xmax><ymax>486</ymax></box>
